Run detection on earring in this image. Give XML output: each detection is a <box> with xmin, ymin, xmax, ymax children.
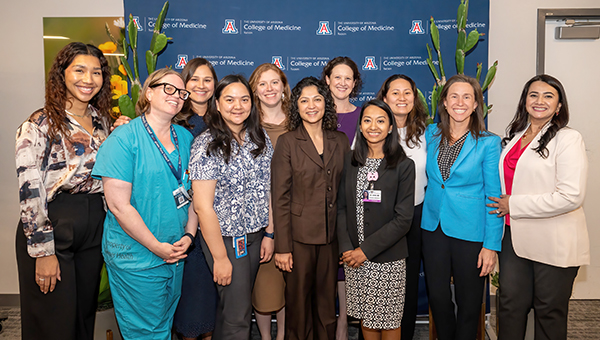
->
<box><xmin>360</xmin><ymin>129</ymin><xmax>363</xmax><ymax>133</ymax></box>
<box><xmin>388</xmin><ymin>130</ymin><xmax>392</xmax><ymax>134</ymax></box>
<box><xmin>282</xmin><ymin>93</ymin><xmax>285</xmax><ymax>100</ymax></box>
<box><xmin>556</xmin><ymin>111</ymin><xmax>559</xmax><ymax>116</ymax></box>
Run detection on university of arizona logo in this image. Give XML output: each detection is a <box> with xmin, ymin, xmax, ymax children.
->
<box><xmin>316</xmin><ymin>21</ymin><xmax>332</xmax><ymax>35</ymax></box>
<box><xmin>272</xmin><ymin>56</ymin><xmax>285</xmax><ymax>70</ymax></box>
<box><xmin>222</xmin><ymin>19</ymin><xmax>238</xmax><ymax>34</ymax></box>
<box><xmin>175</xmin><ymin>55</ymin><xmax>188</xmax><ymax>69</ymax></box>
<box><xmin>132</xmin><ymin>16</ymin><xmax>143</xmax><ymax>31</ymax></box>
<box><xmin>362</xmin><ymin>56</ymin><xmax>378</xmax><ymax>70</ymax></box>
<box><xmin>409</xmin><ymin>20</ymin><xmax>425</xmax><ymax>34</ymax></box>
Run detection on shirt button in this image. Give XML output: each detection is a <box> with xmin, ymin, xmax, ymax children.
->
<box><xmin>327</xmin><ymin>169</ymin><xmax>331</xmax><ymax>175</ymax></box>
<box><xmin>327</xmin><ymin>186</ymin><xmax>332</xmax><ymax>192</ymax></box>
<box><xmin>365</xmin><ymin>222</ymin><xmax>370</xmax><ymax>227</ymax></box>
<box><xmin>365</xmin><ymin>208</ymin><xmax>370</xmax><ymax>213</ymax></box>
<box><xmin>441</xmin><ymin>184</ymin><xmax>445</xmax><ymax>189</ymax></box>
<box><xmin>329</xmin><ymin>203</ymin><xmax>333</xmax><ymax>208</ymax></box>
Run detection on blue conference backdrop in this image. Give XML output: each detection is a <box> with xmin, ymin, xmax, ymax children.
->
<box><xmin>124</xmin><ymin>0</ymin><xmax>489</xmax><ymax>107</ymax></box>
<box><xmin>124</xmin><ymin>0</ymin><xmax>490</xmax><ymax>315</ymax></box>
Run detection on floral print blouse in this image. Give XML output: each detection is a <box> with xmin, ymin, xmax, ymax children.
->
<box><xmin>15</xmin><ymin>107</ymin><xmax>110</xmax><ymax>257</ymax></box>
<box><xmin>189</xmin><ymin>130</ymin><xmax>273</xmax><ymax>237</ymax></box>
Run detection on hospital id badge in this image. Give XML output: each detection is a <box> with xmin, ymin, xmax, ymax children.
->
<box><xmin>233</xmin><ymin>235</ymin><xmax>248</xmax><ymax>258</ymax></box>
<box><xmin>363</xmin><ymin>190</ymin><xmax>382</xmax><ymax>203</ymax></box>
<box><xmin>173</xmin><ymin>186</ymin><xmax>191</xmax><ymax>209</ymax></box>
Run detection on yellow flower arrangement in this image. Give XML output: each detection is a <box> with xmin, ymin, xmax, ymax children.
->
<box><xmin>98</xmin><ymin>41</ymin><xmax>117</xmax><ymax>54</ymax></box>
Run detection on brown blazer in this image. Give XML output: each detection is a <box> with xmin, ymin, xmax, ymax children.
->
<box><xmin>272</xmin><ymin>125</ymin><xmax>350</xmax><ymax>253</ymax></box>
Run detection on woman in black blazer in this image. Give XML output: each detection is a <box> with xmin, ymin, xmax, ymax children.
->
<box><xmin>337</xmin><ymin>99</ymin><xmax>415</xmax><ymax>339</ymax></box>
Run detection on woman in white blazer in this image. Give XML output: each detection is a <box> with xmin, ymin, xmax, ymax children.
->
<box><xmin>488</xmin><ymin>74</ymin><xmax>589</xmax><ymax>340</ymax></box>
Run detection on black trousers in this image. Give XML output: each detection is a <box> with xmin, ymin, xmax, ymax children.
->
<box><xmin>284</xmin><ymin>241</ymin><xmax>338</xmax><ymax>340</ymax></box>
<box><xmin>422</xmin><ymin>226</ymin><xmax>485</xmax><ymax>340</ymax></box>
<box><xmin>16</xmin><ymin>193</ymin><xmax>105</xmax><ymax>340</ymax></box>
<box><xmin>498</xmin><ymin>225</ymin><xmax>579</xmax><ymax>340</ymax></box>
<box><xmin>401</xmin><ymin>203</ymin><xmax>423</xmax><ymax>340</ymax></box>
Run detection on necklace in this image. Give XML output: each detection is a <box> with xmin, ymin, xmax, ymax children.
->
<box><xmin>65</xmin><ymin>108</ymin><xmax>90</xmax><ymax>118</ymax></box>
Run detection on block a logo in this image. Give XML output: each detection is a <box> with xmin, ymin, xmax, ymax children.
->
<box><xmin>175</xmin><ymin>55</ymin><xmax>188</xmax><ymax>69</ymax></box>
<box><xmin>362</xmin><ymin>56</ymin><xmax>378</xmax><ymax>71</ymax></box>
<box><xmin>316</xmin><ymin>21</ymin><xmax>332</xmax><ymax>35</ymax></box>
<box><xmin>132</xmin><ymin>16</ymin><xmax>143</xmax><ymax>31</ymax></box>
<box><xmin>409</xmin><ymin>20</ymin><xmax>425</xmax><ymax>34</ymax></box>
<box><xmin>222</xmin><ymin>19</ymin><xmax>239</xmax><ymax>34</ymax></box>
<box><xmin>272</xmin><ymin>56</ymin><xmax>285</xmax><ymax>70</ymax></box>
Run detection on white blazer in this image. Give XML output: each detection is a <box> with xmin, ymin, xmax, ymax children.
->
<box><xmin>500</xmin><ymin>123</ymin><xmax>589</xmax><ymax>267</ymax></box>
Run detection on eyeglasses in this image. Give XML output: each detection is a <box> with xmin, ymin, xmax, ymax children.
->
<box><xmin>150</xmin><ymin>83</ymin><xmax>190</xmax><ymax>100</ymax></box>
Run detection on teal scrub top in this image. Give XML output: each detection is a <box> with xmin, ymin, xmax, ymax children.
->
<box><xmin>92</xmin><ymin>117</ymin><xmax>194</xmax><ymax>270</ymax></box>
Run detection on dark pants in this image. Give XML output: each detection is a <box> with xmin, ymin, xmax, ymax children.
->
<box><xmin>16</xmin><ymin>193</ymin><xmax>105</xmax><ymax>340</ymax></box>
<box><xmin>422</xmin><ymin>226</ymin><xmax>485</xmax><ymax>340</ymax></box>
<box><xmin>498</xmin><ymin>225</ymin><xmax>579</xmax><ymax>340</ymax></box>
<box><xmin>284</xmin><ymin>241</ymin><xmax>338</xmax><ymax>340</ymax></box>
<box><xmin>401</xmin><ymin>203</ymin><xmax>423</xmax><ymax>340</ymax></box>
<box><xmin>201</xmin><ymin>230</ymin><xmax>263</xmax><ymax>340</ymax></box>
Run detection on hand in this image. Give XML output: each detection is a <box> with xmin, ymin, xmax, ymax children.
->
<box><xmin>341</xmin><ymin>248</ymin><xmax>368</xmax><ymax>268</ymax></box>
<box><xmin>111</xmin><ymin>115</ymin><xmax>131</xmax><ymax>131</ymax></box>
<box><xmin>213</xmin><ymin>257</ymin><xmax>233</xmax><ymax>286</ymax></box>
<box><xmin>167</xmin><ymin>236</ymin><xmax>192</xmax><ymax>263</ymax></box>
<box><xmin>150</xmin><ymin>242</ymin><xmax>180</xmax><ymax>262</ymax></box>
<box><xmin>259</xmin><ymin>237</ymin><xmax>274</xmax><ymax>263</ymax></box>
<box><xmin>275</xmin><ymin>253</ymin><xmax>293</xmax><ymax>272</ymax></box>
<box><xmin>35</xmin><ymin>255</ymin><xmax>61</xmax><ymax>294</ymax></box>
<box><xmin>487</xmin><ymin>195</ymin><xmax>510</xmax><ymax>217</ymax></box>
<box><xmin>477</xmin><ymin>247</ymin><xmax>497</xmax><ymax>277</ymax></box>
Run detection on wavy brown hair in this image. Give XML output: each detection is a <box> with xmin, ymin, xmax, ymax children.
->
<box><xmin>249</xmin><ymin>63</ymin><xmax>292</xmax><ymax>121</ymax></box>
<box><xmin>135</xmin><ymin>68</ymin><xmax>184</xmax><ymax>118</ymax></box>
<box><xmin>377</xmin><ymin>74</ymin><xmax>428</xmax><ymax>148</ymax></box>
<box><xmin>435</xmin><ymin>74</ymin><xmax>487</xmax><ymax>144</ymax></box>
<box><xmin>45</xmin><ymin>42</ymin><xmax>112</xmax><ymax>141</ymax></box>
<box><xmin>503</xmin><ymin>74</ymin><xmax>570</xmax><ymax>158</ymax></box>
<box><xmin>321</xmin><ymin>56</ymin><xmax>363</xmax><ymax>98</ymax></box>
<box><xmin>288</xmin><ymin>77</ymin><xmax>338</xmax><ymax>131</ymax></box>
<box><xmin>173</xmin><ymin>58</ymin><xmax>218</xmax><ymax>130</ymax></box>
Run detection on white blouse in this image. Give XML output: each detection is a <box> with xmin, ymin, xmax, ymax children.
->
<box><xmin>398</xmin><ymin>127</ymin><xmax>427</xmax><ymax>206</ymax></box>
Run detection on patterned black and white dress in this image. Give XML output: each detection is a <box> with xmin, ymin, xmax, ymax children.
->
<box><xmin>344</xmin><ymin>158</ymin><xmax>407</xmax><ymax>330</ymax></box>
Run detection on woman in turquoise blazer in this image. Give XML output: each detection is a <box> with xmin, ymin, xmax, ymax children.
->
<box><xmin>421</xmin><ymin>75</ymin><xmax>502</xmax><ymax>340</ymax></box>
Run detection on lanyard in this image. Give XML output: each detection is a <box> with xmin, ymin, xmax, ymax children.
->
<box><xmin>141</xmin><ymin>114</ymin><xmax>182</xmax><ymax>186</ymax></box>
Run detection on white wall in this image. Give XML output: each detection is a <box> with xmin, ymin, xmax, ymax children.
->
<box><xmin>1</xmin><ymin>0</ymin><xmax>598</xmax><ymax>297</ymax></box>
<box><xmin>0</xmin><ymin>0</ymin><xmax>123</xmax><ymax>294</ymax></box>
<box><xmin>488</xmin><ymin>0</ymin><xmax>600</xmax><ymax>298</ymax></box>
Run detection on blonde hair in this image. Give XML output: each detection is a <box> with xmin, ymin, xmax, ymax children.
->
<box><xmin>135</xmin><ymin>68</ymin><xmax>184</xmax><ymax>117</ymax></box>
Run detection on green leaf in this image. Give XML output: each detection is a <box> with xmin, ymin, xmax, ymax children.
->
<box><xmin>417</xmin><ymin>89</ymin><xmax>430</xmax><ymax>118</ymax></box>
<box><xmin>483</xmin><ymin>103</ymin><xmax>489</xmax><ymax>118</ymax></box>
<box><xmin>146</xmin><ymin>50</ymin><xmax>155</xmax><ymax>75</ymax></box>
<box><xmin>131</xmin><ymin>83</ymin><xmax>141</xmax><ymax>105</ymax></box>
<box><xmin>152</xmin><ymin>33</ymin><xmax>168</xmax><ymax>54</ymax></box>
<box><xmin>127</xmin><ymin>14</ymin><xmax>137</xmax><ymax>50</ymax></box>
<box><xmin>456</xmin><ymin>49</ymin><xmax>465</xmax><ymax>75</ymax></box>
<box><xmin>481</xmin><ymin>60</ymin><xmax>498</xmax><ymax>92</ymax></box>
<box><xmin>426</xmin><ymin>58</ymin><xmax>440</xmax><ymax>82</ymax></box>
<box><xmin>154</xmin><ymin>1</ymin><xmax>170</xmax><ymax>34</ymax></box>
<box><xmin>431</xmin><ymin>84</ymin><xmax>439</xmax><ymax>119</ymax></box>
<box><xmin>456</xmin><ymin>30</ymin><xmax>466</xmax><ymax>52</ymax></box>
<box><xmin>426</xmin><ymin>43</ymin><xmax>433</xmax><ymax>61</ymax></box>
<box><xmin>119</xmin><ymin>56</ymin><xmax>134</xmax><ymax>84</ymax></box>
<box><xmin>430</xmin><ymin>17</ymin><xmax>440</xmax><ymax>51</ymax></box>
<box><xmin>465</xmin><ymin>30</ymin><xmax>481</xmax><ymax>52</ymax></box>
<box><xmin>476</xmin><ymin>63</ymin><xmax>482</xmax><ymax>82</ymax></box>
<box><xmin>121</xmin><ymin>36</ymin><xmax>129</xmax><ymax>59</ymax></box>
<box><xmin>457</xmin><ymin>1</ymin><xmax>466</xmax><ymax>31</ymax></box>
<box><xmin>118</xmin><ymin>94</ymin><xmax>136</xmax><ymax>119</ymax></box>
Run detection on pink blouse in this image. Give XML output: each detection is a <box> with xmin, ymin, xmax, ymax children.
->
<box><xmin>503</xmin><ymin>138</ymin><xmax>530</xmax><ymax>225</ymax></box>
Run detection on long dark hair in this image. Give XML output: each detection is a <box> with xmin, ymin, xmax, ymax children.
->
<box><xmin>352</xmin><ymin>99</ymin><xmax>406</xmax><ymax>169</ymax></box>
<box><xmin>205</xmin><ymin>74</ymin><xmax>267</xmax><ymax>163</ymax></box>
<box><xmin>436</xmin><ymin>74</ymin><xmax>487</xmax><ymax>144</ymax></box>
<box><xmin>288</xmin><ymin>76</ymin><xmax>338</xmax><ymax>131</ymax></box>
<box><xmin>249</xmin><ymin>63</ymin><xmax>292</xmax><ymax>120</ymax></box>
<box><xmin>503</xmin><ymin>74</ymin><xmax>569</xmax><ymax>158</ymax></box>
<box><xmin>45</xmin><ymin>42</ymin><xmax>112</xmax><ymax>141</ymax></box>
<box><xmin>376</xmin><ymin>74</ymin><xmax>427</xmax><ymax>148</ymax></box>
<box><xmin>173</xmin><ymin>58</ymin><xmax>218</xmax><ymax>129</ymax></box>
<box><xmin>321</xmin><ymin>56</ymin><xmax>363</xmax><ymax>98</ymax></box>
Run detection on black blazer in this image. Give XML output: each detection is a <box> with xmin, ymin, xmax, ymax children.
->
<box><xmin>337</xmin><ymin>152</ymin><xmax>415</xmax><ymax>263</ymax></box>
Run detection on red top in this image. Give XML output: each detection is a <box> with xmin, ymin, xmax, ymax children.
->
<box><xmin>503</xmin><ymin>138</ymin><xmax>530</xmax><ymax>225</ymax></box>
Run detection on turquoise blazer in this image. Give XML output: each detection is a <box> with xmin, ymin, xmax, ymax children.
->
<box><xmin>421</xmin><ymin>124</ymin><xmax>503</xmax><ymax>251</ymax></box>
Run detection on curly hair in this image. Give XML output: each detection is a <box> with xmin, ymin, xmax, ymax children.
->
<box><xmin>321</xmin><ymin>56</ymin><xmax>363</xmax><ymax>98</ymax></box>
<box><xmin>205</xmin><ymin>74</ymin><xmax>267</xmax><ymax>163</ymax></box>
<box><xmin>376</xmin><ymin>74</ymin><xmax>428</xmax><ymax>148</ymax></box>
<box><xmin>503</xmin><ymin>74</ymin><xmax>570</xmax><ymax>158</ymax></box>
<box><xmin>249</xmin><ymin>63</ymin><xmax>292</xmax><ymax>120</ymax></box>
<box><xmin>436</xmin><ymin>74</ymin><xmax>487</xmax><ymax>144</ymax></box>
<box><xmin>173</xmin><ymin>58</ymin><xmax>218</xmax><ymax>130</ymax></box>
<box><xmin>45</xmin><ymin>42</ymin><xmax>112</xmax><ymax>141</ymax></box>
<box><xmin>288</xmin><ymin>76</ymin><xmax>338</xmax><ymax>131</ymax></box>
<box><xmin>352</xmin><ymin>99</ymin><xmax>406</xmax><ymax>169</ymax></box>
<box><xmin>135</xmin><ymin>68</ymin><xmax>184</xmax><ymax>117</ymax></box>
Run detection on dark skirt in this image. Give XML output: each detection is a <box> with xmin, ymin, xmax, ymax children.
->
<box><xmin>173</xmin><ymin>232</ymin><xmax>218</xmax><ymax>337</ymax></box>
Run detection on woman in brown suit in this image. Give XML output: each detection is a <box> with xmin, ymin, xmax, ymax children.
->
<box><xmin>272</xmin><ymin>76</ymin><xmax>350</xmax><ymax>340</ymax></box>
